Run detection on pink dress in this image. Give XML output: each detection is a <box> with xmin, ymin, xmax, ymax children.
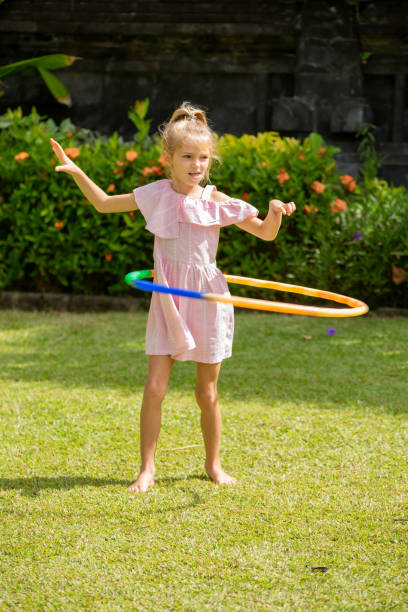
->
<box><xmin>133</xmin><ymin>179</ymin><xmax>258</xmax><ymax>363</ymax></box>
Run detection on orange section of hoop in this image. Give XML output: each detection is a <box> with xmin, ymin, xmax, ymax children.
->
<box><xmin>137</xmin><ymin>270</ymin><xmax>369</xmax><ymax>317</ymax></box>
<box><xmin>206</xmin><ymin>274</ymin><xmax>369</xmax><ymax>317</ymax></box>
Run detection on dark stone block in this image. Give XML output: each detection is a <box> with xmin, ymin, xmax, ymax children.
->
<box><xmin>330</xmin><ymin>97</ymin><xmax>373</xmax><ymax>133</ymax></box>
<box><xmin>271</xmin><ymin>96</ymin><xmax>316</xmax><ymax>132</ymax></box>
<box><xmin>295</xmin><ymin>74</ymin><xmax>362</xmax><ymax>101</ymax></box>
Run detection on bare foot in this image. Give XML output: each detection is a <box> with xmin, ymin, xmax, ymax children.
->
<box><xmin>128</xmin><ymin>471</ymin><xmax>155</xmax><ymax>493</ymax></box>
<box><xmin>205</xmin><ymin>464</ymin><xmax>237</xmax><ymax>485</ymax></box>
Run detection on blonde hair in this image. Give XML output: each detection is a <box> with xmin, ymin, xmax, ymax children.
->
<box><xmin>159</xmin><ymin>102</ymin><xmax>219</xmax><ymax>183</ymax></box>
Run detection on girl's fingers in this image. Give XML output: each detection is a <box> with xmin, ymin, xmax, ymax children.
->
<box><xmin>51</xmin><ymin>143</ymin><xmax>71</xmax><ymax>166</ymax></box>
<box><xmin>269</xmin><ymin>200</ymin><xmax>296</xmax><ymax>215</ymax></box>
<box><xmin>50</xmin><ymin>138</ymin><xmax>65</xmax><ymax>158</ymax></box>
<box><xmin>50</xmin><ymin>138</ymin><xmax>60</xmax><ymax>151</ymax></box>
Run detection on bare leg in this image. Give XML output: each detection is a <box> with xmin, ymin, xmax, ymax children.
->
<box><xmin>128</xmin><ymin>355</ymin><xmax>174</xmax><ymax>492</ymax></box>
<box><xmin>195</xmin><ymin>362</ymin><xmax>237</xmax><ymax>485</ymax></box>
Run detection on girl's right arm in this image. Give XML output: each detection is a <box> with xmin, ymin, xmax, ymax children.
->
<box><xmin>50</xmin><ymin>138</ymin><xmax>138</xmax><ymax>213</ymax></box>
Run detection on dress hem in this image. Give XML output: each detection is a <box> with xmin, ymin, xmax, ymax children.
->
<box><xmin>146</xmin><ymin>350</ymin><xmax>232</xmax><ymax>364</ymax></box>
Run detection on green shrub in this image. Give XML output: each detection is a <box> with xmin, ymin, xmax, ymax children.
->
<box><xmin>1</xmin><ymin>107</ymin><xmax>407</xmax><ymax>308</ymax></box>
<box><xmin>212</xmin><ymin>132</ymin><xmax>408</xmax><ymax>308</ymax></box>
<box><xmin>0</xmin><ymin>107</ymin><xmax>161</xmax><ymax>294</ymax></box>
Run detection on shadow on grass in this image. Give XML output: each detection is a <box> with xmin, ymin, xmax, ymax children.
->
<box><xmin>0</xmin><ymin>476</ymin><xmax>130</xmax><ymax>497</ymax></box>
<box><xmin>0</xmin><ymin>473</ymin><xmax>209</xmax><ymax>500</ymax></box>
<box><xmin>1</xmin><ymin>311</ymin><xmax>408</xmax><ymax>414</ymax></box>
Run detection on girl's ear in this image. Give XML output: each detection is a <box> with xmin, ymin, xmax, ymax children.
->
<box><xmin>162</xmin><ymin>150</ymin><xmax>172</xmax><ymax>166</ymax></box>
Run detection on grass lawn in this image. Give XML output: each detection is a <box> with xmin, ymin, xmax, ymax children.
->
<box><xmin>1</xmin><ymin>309</ymin><xmax>408</xmax><ymax>611</ymax></box>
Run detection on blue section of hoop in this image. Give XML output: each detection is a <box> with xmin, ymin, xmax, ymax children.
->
<box><xmin>134</xmin><ymin>279</ymin><xmax>205</xmax><ymax>300</ymax></box>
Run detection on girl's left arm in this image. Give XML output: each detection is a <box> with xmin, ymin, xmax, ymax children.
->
<box><xmin>237</xmin><ymin>199</ymin><xmax>296</xmax><ymax>241</ymax></box>
<box><xmin>212</xmin><ymin>191</ymin><xmax>295</xmax><ymax>241</ymax></box>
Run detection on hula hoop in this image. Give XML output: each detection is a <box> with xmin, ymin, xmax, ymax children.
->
<box><xmin>125</xmin><ymin>270</ymin><xmax>369</xmax><ymax>318</ymax></box>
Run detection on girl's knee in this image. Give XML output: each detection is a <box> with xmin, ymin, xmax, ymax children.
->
<box><xmin>144</xmin><ymin>378</ymin><xmax>168</xmax><ymax>402</ymax></box>
<box><xmin>195</xmin><ymin>384</ymin><xmax>218</xmax><ymax>407</ymax></box>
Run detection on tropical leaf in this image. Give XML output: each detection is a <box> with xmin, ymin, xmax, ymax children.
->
<box><xmin>0</xmin><ymin>54</ymin><xmax>78</xmax><ymax>78</ymax></box>
<box><xmin>0</xmin><ymin>54</ymin><xmax>79</xmax><ymax>105</ymax></box>
<box><xmin>305</xmin><ymin>132</ymin><xmax>323</xmax><ymax>153</ymax></box>
<box><xmin>38</xmin><ymin>67</ymin><xmax>71</xmax><ymax>107</ymax></box>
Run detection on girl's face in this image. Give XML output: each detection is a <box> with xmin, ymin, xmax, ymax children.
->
<box><xmin>165</xmin><ymin>139</ymin><xmax>211</xmax><ymax>193</ymax></box>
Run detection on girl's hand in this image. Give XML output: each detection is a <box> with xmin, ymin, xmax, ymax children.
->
<box><xmin>50</xmin><ymin>138</ymin><xmax>79</xmax><ymax>175</ymax></box>
<box><xmin>269</xmin><ymin>199</ymin><xmax>296</xmax><ymax>216</ymax></box>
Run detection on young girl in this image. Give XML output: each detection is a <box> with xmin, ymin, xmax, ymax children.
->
<box><xmin>50</xmin><ymin>102</ymin><xmax>295</xmax><ymax>493</ymax></box>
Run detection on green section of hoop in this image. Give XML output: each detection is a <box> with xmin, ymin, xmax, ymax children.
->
<box><xmin>124</xmin><ymin>270</ymin><xmax>153</xmax><ymax>285</ymax></box>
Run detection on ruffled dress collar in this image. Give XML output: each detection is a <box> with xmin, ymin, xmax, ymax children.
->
<box><xmin>137</xmin><ymin>179</ymin><xmax>258</xmax><ymax>239</ymax></box>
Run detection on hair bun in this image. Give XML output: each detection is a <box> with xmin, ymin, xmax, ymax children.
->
<box><xmin>169</xmin><ymin>102</ymin><xmax>208</xmax><ymax>126</ymax></box>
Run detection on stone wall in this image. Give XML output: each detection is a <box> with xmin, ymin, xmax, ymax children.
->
<box><xmin>1</xmin><ymin>0</ymin><xmax>407</xmax><ymax>183</ymax></box>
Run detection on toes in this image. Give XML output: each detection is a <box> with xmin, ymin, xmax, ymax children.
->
<box><xmin>206</xmin><ymin>468</ymin><xmax>237</xmax><ymax>485</ymax></box>
<box><xmin>128</xmin><ymin>476</ymin><xmax>154</xmax><ymax>493</ymax></box>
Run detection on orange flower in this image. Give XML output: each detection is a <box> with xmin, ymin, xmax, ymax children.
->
<box><xmin>64</xmin><ymin>147</ymin><xmax>80</xmax><ymax>159</ymax></box>
<box><xmin>54</xmin><ymin>220</ymin><xmax>64</xmax><ymax>230</ymax></box>
<box><xmin>347</xmin><ymin>180</ymin><xmax>356</xmax><ymax>192</ymax></box>
<box><xmin>158</xmin><ymin>154</ymin><xmax>168</xmax><ymax>166</ymax></box>
<box><xmin>298</xmin><ymin>153</ymin><xmax>306</xmax><ymax>162</ymax></box>
<box><xmin>105</xmin><ymin>253</ymin><xmax>113</xmax><ymax>262</ymax></box>
<box><xmin>107</xmin><ymin>184</ymin><xmax>115</xmax><ymax>193</ymax></box>
<box><xmin>241</xmin><ymin>192</ymin><xmax>250</xmax><ymax>201</ymax></box>
<box><xmin>277</xmin><ymin>168</ymin><xmax>290</xmax><ymax>184</ymax></box>
<box><xmin>304</xmin><ymin>204</ymin><xmax>318</xmax><ymax>215</ymax></box>
<box><xmin>117</xmin><ymin>160</ymin><xmax>125</xmax><ymax>167</ymax></box>
<box><xmin>336</xmin><ymin>198</ymin><xmax>348</xmax><ymax>211</ymax></box>
<box><xmin>113</xmin><ymin>168</ymin><xmax>123</xmax><ymax>175</ymax></box>
<box><xmin>261</xmin><ymin>161</ymin><xmax>270</xmax><ymax>167</ymax></box>
<box><xmin>330</xmin><ymin>198</ymin><xmax>348</xmax><ymax>213</ymax></box>
<box><xmin>340</xmin><ymin>174</ymin><xmax>354</xmax><ymax>185</ymax></box>
<box><xmin>128</xmin><ymin>211</ymin><xmax>135</xmax><ymax>220</ymax></box>
<box><xmin>141</xmin><ymin>166</ymin><xmax>154</xmax><ymax>176</ymax></box>
<box><xmin>15</xmin><ymin>151</ymin><xmax>30</xmax><ymax>162</ymax></box>
<box><xmin>126</xmin><ymin>150</ymin><xmax>138</xmax><ymax>162</ymax></box>
<box><xmin>152</xmin><ymin>165</ymin><xmax>163</xmax><ymax>176</ymax></box>
<box><xmin>311</xmin><ymin>180</ymin><xmax>325</xmax><ymax>194</ymax></box>
<box><xmin>318</xmin><ymin>147</ymin><xmax>326</xmax><ymax>155</ymax></box>
<box><xmin>66</xmin><ymin>131</ymin><xmax>73</xmax><ymax>138</ymax></box>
